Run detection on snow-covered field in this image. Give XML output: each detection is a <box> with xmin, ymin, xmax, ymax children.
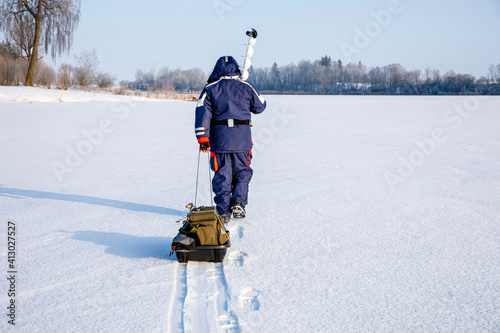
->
<box><xmin>1</xmin><ymin>87</ymin><xmax>499</xmax><ymax>332</ymax></box>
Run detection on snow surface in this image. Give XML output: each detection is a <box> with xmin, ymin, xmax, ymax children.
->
<box><xmin>1</xmin><ymin>88</ymin><xmax>499</xmax><ymax>332</ymax></box>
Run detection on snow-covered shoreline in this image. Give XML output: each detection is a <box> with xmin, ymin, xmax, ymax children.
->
<box><xmin>0</xmin><ymin>86</ymin><xmax>167</xmax><ymax>103</ymax></box>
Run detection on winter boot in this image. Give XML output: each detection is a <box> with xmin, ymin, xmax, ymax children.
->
<box><xmin>231</xmin><ymin>200</ymin><xmax>246</xmax><ymax>218</ymax></box>
<box><xmin>220</xmin><ymin>213</ymin><xmax>231</xmax><ymax>224</ymax></box>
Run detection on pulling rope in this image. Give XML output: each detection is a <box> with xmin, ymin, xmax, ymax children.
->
<box><xmin>194</xmin><ymin>150</ymin><xmax>201</xmax><ymax>207</ymax></box>
<box><xmin>194</xmin><ymin>149</ymin><xmax>214</xmax><ymax>207</ymax></box>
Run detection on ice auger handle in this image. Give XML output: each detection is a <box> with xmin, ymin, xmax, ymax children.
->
<box><xmin>246</xmin><ymin>29</ymin><xmax>257</xmax><ymax>38</ymax></box>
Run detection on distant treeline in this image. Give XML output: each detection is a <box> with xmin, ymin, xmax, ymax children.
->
<box><xmin>249</xmin><ymin>56</ymin><xmax>500</xmax><ymax>95</ymax></box>
<box><xmin>2</xmin><ymin>41</ymin><xmax>499</xmax><ymax>95</ymax></box>
<box><xmin>124</xmin><ymin>56</ymin><xmax>500</xmax><ymax>95</ymax></box>
<box><xmin>122</xmin><ymin>67</ymin><xmax>207</xmax><ymax>93</ymax></box>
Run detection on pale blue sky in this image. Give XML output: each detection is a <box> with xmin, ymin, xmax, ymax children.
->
<box><xmin>49</xmin><ymin>0</ymin><xmax>500</xmax><ymax>81</ymax></box>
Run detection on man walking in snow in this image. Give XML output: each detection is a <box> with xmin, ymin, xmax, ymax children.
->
<box><xmin>195</xmin><ymin>56</ymin><xmax>266</xmax><ymax>223</ymax></box>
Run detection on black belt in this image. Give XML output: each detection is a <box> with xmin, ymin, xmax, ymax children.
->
<box><xmin>211</xmin><ymin>119</ymin><xmax>250</xmax><ymax>127</ymax></box>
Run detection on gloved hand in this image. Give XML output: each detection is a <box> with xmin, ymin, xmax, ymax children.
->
<box><xmin>198</xmin><ymin>137</ymin><xmax>210</xmax><ymax>152</ymax></box>
<box><xmin>200</xmin><ymin>141</ymin><xmax>210</xmax><ymax>152</ymax></box>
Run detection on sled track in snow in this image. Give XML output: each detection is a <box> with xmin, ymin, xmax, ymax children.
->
<box><xmin>168</xmin><ymin>263</ymin><xmax>188</xmax><ymax>332</ymax></box>
<box><xmin>167</xmin><ymin>262</ymin><xmax>240</xmax><ymax>333</ymax></box>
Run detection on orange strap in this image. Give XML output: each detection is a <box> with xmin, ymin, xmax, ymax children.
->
<box><xmin>198</xmin><ymin>137</ymin><xmax>209</xmax><ymax>144</ymax></box>
<box><xmin>210</xmin><ymin>152</ymin><xmax>219</xmax><ymax>172</ymax></box>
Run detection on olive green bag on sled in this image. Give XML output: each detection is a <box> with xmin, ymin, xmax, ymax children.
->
<box><xmin>183</xmin><ymin>206</ymin><xmax>230</xmax><ymax>246</ymax></box>
<box><xmin>170</xmin><ymin>205</ymin><xmax>231</xmax><ymax>263</ymax></box>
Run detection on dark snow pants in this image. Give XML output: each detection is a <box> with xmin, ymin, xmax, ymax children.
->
<box><xmin>210</xmin><ymin>151</ymin><xmax>253</xmax><ymax>216</ymax></box>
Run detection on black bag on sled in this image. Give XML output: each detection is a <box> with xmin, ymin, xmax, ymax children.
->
<box><xmin>171</xmin><ymin>206</ymin><xmax>230</xmax><ymax>263</ymax></box>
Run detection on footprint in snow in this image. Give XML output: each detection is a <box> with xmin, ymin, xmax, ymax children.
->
<box><xmin>239</xmin><ymin>287</ymin><xmax>260</xmax><ymax>311</ymax></box>
<box><xmin>229</xmin><ymin>225</ymin><xmax>244</xmax><ymax>239</ymax></box>
<box><xmin>228</xmin><ymin>251</ymin><xmax>247</xmax><ymax>266</ymax></box>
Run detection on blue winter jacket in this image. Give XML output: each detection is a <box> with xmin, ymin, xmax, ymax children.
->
<box><xmin>195</xmin><ymin>56</ymin><xmax>266</xmax><ymax>153</ymax></box>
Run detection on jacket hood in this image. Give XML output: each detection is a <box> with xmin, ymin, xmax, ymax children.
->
<box><xmin>208</xmin><ymin>56</ymin><xmax>241</xmax><ymax>83</ymax></box>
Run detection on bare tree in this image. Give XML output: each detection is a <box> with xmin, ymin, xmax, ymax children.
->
<box><xmin>171</xmin><ymin>68</ymin><xmax>188</xmax><ymax>91</ymax></box>
<box><xmin>496</xmin><ymin>64</ymin><xmax>500</xmax><ymax>84</ymax></box>
<box><xmin>297</xmin><ymin>60</ymin><xmax>314</xmax><ymax>92</ymax></box>
<box><xmin>2</xmin><ymin>9</ymin><xmax>37</xmax><ymax>59</ymax></box>
<box><xmin>0</xmin><ymin>0</ymin><xmax>81</xmax><ymax>86</ymax></box>
<box><xmin>185</xmin><ymin>68</ymin><xmax>206</xmax><ymax>91</ymax></box>
<box><xmin>431</xmin><ymin>69</ymin><xmax>441</xmax><ymax>84</ymax></box>
<box><xmin>56</xmin><ymin>62</ymin><xmax>71</xmax><ymax>89</ymax></box>
<box><xmin>455</xmin><ymin>73</ymin><xmax>475</xmax><ymax>93</ymax></box>
<box><xmin>73</xmin><ymin>49</ymin><xmax>98</xmax><ymax>88</ymax></box>
<box><xmin>0</xmin><ymin>40</ymin><xmax>24</xmax><ymax>85</ymax></box>
<box><xmin>487</xmin><ymin>64</ymin><xmax>495</xmax><ymax>84</ymax></box>
<box><xmin>407</xmin><ymin>69</ymin><xmax>421</xmax><ymax>87</ymax></box>
<box><xmin>368</xmin><ymin>66</ymin><xmax>385</xmax><ymax>91</ymax></box>
<box><xmin>423</xmin><ymin>67</ymin><xmax>432</xmax><ymax>84</ymax></box>
<box><xmin>95</xmin><ymin>72</ymin><xmax>115</xmax><ymax>88</ymax></box>
<box><xmin>157</xmin><ymin>67</ymin><xmax>171</xmax><ymax>90</ymax></box>
<box><xmin>0</xmin><ymin>54</ymin><xmax>18</xmax><ymax>85</ymax></box>
<box><xmin>384</xmin><ymin>63</ymin><xmax>407</xmax><ymax>92</ymax></box>
<box><xmin>268</xmin><ymin>62</ymin><xmax>281</xmax><ymax>91</ymax></box>
<box><xmin>34</xmin><ymin>58</ymin><xmax>54</xmax><ymax>87</ymax></box>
